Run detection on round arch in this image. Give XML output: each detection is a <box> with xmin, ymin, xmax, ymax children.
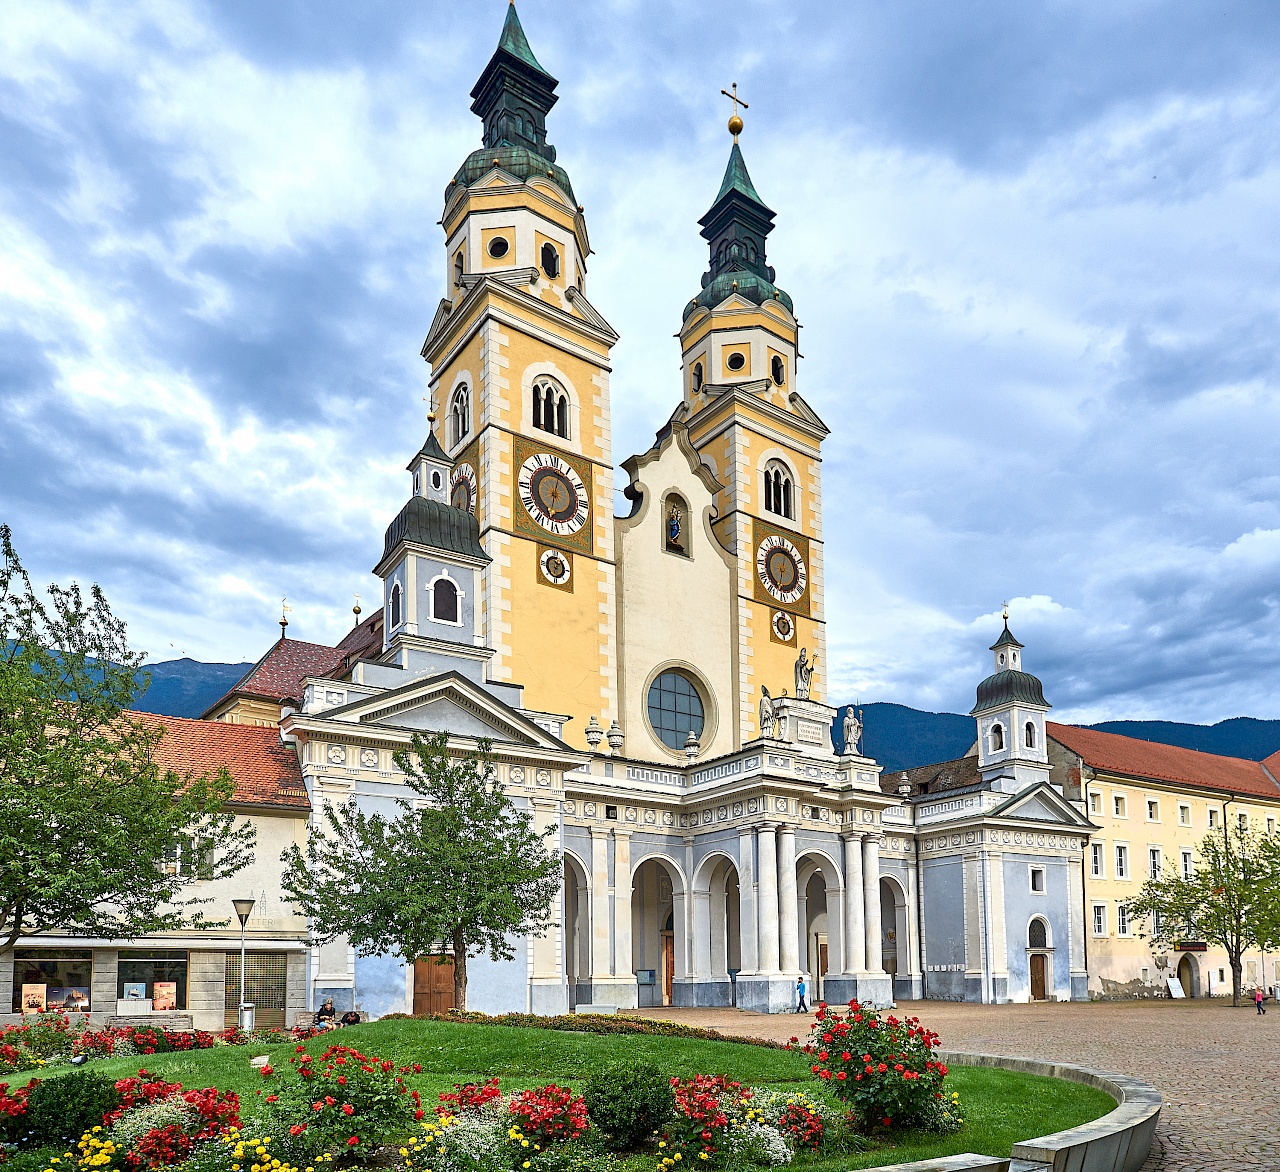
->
<box><xmin>632</xmin><ymin>854</ymin><xmax>688</xmax><ymax>1007</ymax></box>
<box><xmin>521</xmin><ymin>361</ymin><xmax>581</xmax><ymax>450</ymax></box>
<box><xmin>878</xmin><ymin>874</ymin><xmax>910</xmax><ymax>987</ymax></box>
<box><xmin>1027</xmin><ymin>915</ymin><xmax>1052</xmax><ymax>950</ymax></box>
<box><xmin>563</xmin><ymin>851</ymin><xmax>591</xmax><ymax>1008</ymax></box>
<box><xmin>797</xmin><ymin>848</ymin><xmax>845</xmax><ymax>1001</ymax></box>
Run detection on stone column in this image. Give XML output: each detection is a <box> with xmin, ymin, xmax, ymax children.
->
<box><xmin>757</xmin><ymin>824</ymin><xmax>780</xmax><ymax>973</ymax></box>
<box><xmin>613</xmin><ymin>830</ymin><xmax>633</xmax><ymax>981</ymax></box>
<box><xmin>843</xmin><ymin>832</ymin><xmax>866</xmax><ymax>974</ymax></box>
<box><xmin>589</xmin><ymin>828</ymin><xmax>611</xmax><ymax>981</ymax></box>
<box><xmin>692</xmin><ymin>886</ymin><xmax>712</xmax><ymax>979</ymax></box>
<box><xmin>778</xmin><ymin>825</ymin><xmax>800</xmax><ymax>974</ymax></box>
<box><xmin>737</xmin><ymin>828</ymin><xmax>758</xmax><ymax>974</ymax></box>
<box><xmin>863</xmin><ymin>834</ymin><xmax>884</xmax><ymax>974</ymax></box>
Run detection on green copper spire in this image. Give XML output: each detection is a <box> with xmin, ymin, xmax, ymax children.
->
<box><xmin>497</xmin><ymin>1</ymin><xmax>548</xmax><ymax>76</ymax></box>
<box><xmin>713</xmin><ymin>142</ymin><xmax>769</xmax><ymax>211</ymax></box>
<box><xmin>685</xmin><ymin>140</ymin><xmax>791</xmax><ymax>320</ymax></box>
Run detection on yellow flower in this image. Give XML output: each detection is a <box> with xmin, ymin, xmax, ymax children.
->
<box><xmin>659</xmin><ymin>1142</ymin><xmax>667</xmax><ymax>1149</ymax></box>
<box><xmin>521</xmin><ymin>1141</ymin><xmax>529</xmax><ymax>1148</ymax></box>
<box><xmin>523</xmin><ymin>1164</ymin><xmax>531</xmax><ymax>1170</ymax></box>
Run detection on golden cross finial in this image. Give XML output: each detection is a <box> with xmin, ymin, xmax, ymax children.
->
<box><xmin>1002</xmin><ymin>600</ymin><xmax>1010</xmax><ymax>622</ymax></box>
<box><xmin>720</xmin><ymin>82</ymin><xmax>749</xmax><ymax>141</ymax></box>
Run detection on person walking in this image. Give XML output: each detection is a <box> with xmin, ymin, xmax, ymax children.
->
<box><xmin>796</xmin><ymin>976</ymin><xmax>808</xmax><ymax>1014</ymax></box>
<box><xmin>1256</xmin><ymin>986</ymin><xmax>1267</xmax><ymax>1015</ymax></box>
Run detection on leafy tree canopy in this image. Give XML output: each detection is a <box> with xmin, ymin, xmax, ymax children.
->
<box><xmin>1127</xmin><ymin>823</ymin><xmax>1280</xmax><ymax>1006</ymax></box>
<box><xmin>281</xmin><ymin>731</ymin><xmax>562</xmax><ymax>1009</ymax></box>
<box><xmin>0</xmin><ymin>525</ymin><xmax>255</xmax><ymax>952</ymax></box>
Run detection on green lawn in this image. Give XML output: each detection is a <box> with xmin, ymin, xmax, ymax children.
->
<box><xmin>42</xmin><ymin>1020</ymin><xmax>1114</xmax><ymax>1169</ymax></box>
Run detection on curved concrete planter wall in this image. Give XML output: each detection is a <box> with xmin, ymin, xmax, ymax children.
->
<box><xmin>868</xmin><ymin>1050</ymin><xmax>1161</xmax><ymax>1172</ymax></box>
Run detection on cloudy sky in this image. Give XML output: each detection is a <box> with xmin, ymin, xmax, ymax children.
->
<box><xmin>3</xmin><ymin>0</ymin><xmax>1279</xmax><ymax>723</ymax></box>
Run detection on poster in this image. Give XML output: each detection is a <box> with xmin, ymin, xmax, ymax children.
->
<box><xmin>122</xmin><ymin>982</ymin><xmax>147</xmax><ymax>1001</ymax></box>
<box><xmin>152</xmin><ymin>982</ymin><xmax>177</xmax><ymax>1012</ymax></box>
<box><xmin>20</xmin><ymin>983</ymin><xmax>46</xmax><ymax>1014</ymax></box>
<box><xmin>47</xmin><ymin>987</ymin><xmax>90</xmax><ymax>1012</ymax></box>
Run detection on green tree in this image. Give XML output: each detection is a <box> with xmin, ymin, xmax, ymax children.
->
<box><xmin>0</xmin><ymin>526</ymin><xmax>256</xmax><ymax>952</ymax></box>
<box><xmin>280</xmin><ymin>731</ymin><xmax>562</xmax><ymax>1009</ymax></box>
<box><xmin>1126</xmin><ymin>823</ymin><xmax>1280</xmax><ymax>1006</ymax></box>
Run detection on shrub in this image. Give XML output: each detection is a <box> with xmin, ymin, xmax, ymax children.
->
<box><xmin>0</xmin><ymin>1079</ymin><xmax>37</xmax><ymax>1143</ymax></box>
<box><xmin>23</xmin><ymin>1068</ymin><xmax>122</xmax><ymax>1143</ymax></box>
<box><xmin>3</xmin><ymin>1015</ymin><xmax>73</xmax><ymax>1062</ymax></box>
<box><xmin>109</xmin><ymin>1098</ymin><xmax>201</xmax><ymax>1151</ymax></box>
<box><xmin>583</xmin><ymin>1060</ymin><xmax>674</xmax><ymax>1150</ymax></box>
<box><xmin>802</xmin><ymin>1003</ymin><xmax>948</xmax><ymax>1132</ymax></box>
<box><xmin>258</xmin><ymin>1043</ymin><xmax>424</xmax><ymax>1162</ymax></box>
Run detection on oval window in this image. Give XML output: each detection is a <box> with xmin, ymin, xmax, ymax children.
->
<box><xmin>488</xmin><ymin>236</ymin><xmax>510</xmax><ymax>259</ymax></box>
<box><xmin>541</xmin><ymin>242</ymin><xmax>560</xmax><ymax>279</ymax></box>
<box><xmin>771</xmin><ymin>355</ymin><xmax>785</xmax><ymax>385</ymax></box>
<box><xmin>646</xmin><ymin>671</ymin><xmax>705</xmax><ymax>751</ymax></box>
<box><xmin>726</xmin><ymin>352</ymin><xmax>746</xmax><ymax>371</ymax></box>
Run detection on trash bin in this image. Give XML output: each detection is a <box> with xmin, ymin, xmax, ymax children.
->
<box><xmin>238</xmin><ymin>1003</ymin><xmax>255</xmax><ymax>1032</ymax></box>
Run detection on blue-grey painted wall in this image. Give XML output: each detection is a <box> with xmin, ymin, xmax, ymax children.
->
<box><xmin>1001</xmin><ymin>853</ymin><xmax>1074</xmax><ymax>999</ymax></box>
<box><xmin>922</xmin><ymin>856</ymin><xmax>965</xmax><ymax>1000</ymax></box>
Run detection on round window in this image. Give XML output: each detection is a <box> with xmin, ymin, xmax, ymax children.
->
<box><xmin>646</xmin><ymin>671</ymin><xmax>705</xmax><ymax>751</ymax></box>
<box><xmin>727</xmin><ymin>352</ymin><xmax>746</xmax><ymax>371</ymax></box>
<box><xmin>488</xmin><ymin>236</ymin><xmax>510</xmax><ymax>259</ymax></box>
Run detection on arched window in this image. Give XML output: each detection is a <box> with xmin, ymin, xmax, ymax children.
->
<box><xmin>991</xmin><ymin>723</ymin><xmax>1005</xmax><ymax>752</ymax></box>
<box><xmin>1028</xmin><ymin>919</ymin><xmax>1048</xmax><ymax>949</ymax></box>
<box><xmin>771</xmin><ymin>355</ymin><xmax>785</xmax><ymax>385</ymax></box>
<box><xmin>541</xmin><ymin>242</ymin><xmax>560</xmax><ymax>279</ymax></box>
<box><xmin>532</xmin><ymin>379</ymin><xmax>569</xmax><ymax>438</ymax></box>
<box><xmin>449</xmin><ymin>385</ymin><xmax>469</xmax><ymax>447</ymax></box>
<box><xmin>1025</xmin><ymin>721</ymin><xmax>1036</xmax><ymax>748</ymax></box>
<box><xmin>389</xmin><ymin>583</ymin><xmax>401</xmax><ymax>629</ymax></box>
<box><xmin>646</xmin><ymin>671</ymin><xmax>705</xmax><ymax>751</ymax></box>
<box><xmin>692</xmin><ymin>362</ymin><xmax>704</xmax><ymax>392</ymax></box>
<box><xmin>453</xmin><ymin>251</ymin><xmax>463</xmax><ymax>287</ymax></box>
<box><xmin>432</xmin><ymin>578</ymin><xmax>459</xmax><ymax>624</ymax></box>
<box><xmin>763</xmin><ymin>460</ymin><xmax>794</xmax><ymax>520</ymax></box>
<box><xmin>664</xmin><ymin>493</ymin><xmax>690</xmax><ymax>557</ymax></box>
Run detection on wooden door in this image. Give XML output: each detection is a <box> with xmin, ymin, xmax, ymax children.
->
<box><xmin>1030</xmin><ymin>954</ymin><xmax>1047</xmax><ymax>1001</ymax></box>
<box><xmin>413</xmin><ymin>957</ymin><xmax>455</xmax><ymax>1016</ymax></box>
<box><xmin>661</xmin><ymin>933</ymin><xmax>675</xmax><ymax>1005</ymax></box>
<box><xmin>817</xmin><ymin>938</ymin><xmax>829</xmax><ymax>1001</ymax></box>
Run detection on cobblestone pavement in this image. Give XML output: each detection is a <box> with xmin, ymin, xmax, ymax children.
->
<box><xmin>632</xmin><ymin>1000</ymin><xmax>1276</xmax><ymax>1171</ymax></box>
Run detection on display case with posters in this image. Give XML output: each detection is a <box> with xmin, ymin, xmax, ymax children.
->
<box><xmin>116</xmin><ymin>951</ymin><xmax>188</xmax><ymax>1010</ymax></box>
<box><xmin>11</xmin><ymin>950</ymin><xmax>92</xmax><ymax>1013</ymax></box>
<box><xmin>47</xmin><ymin>987</ymin><xmax>90</xmax><ymax>1012</ymax></box>
<box><xmin>152</xmin><ymin>982</ymin><xmax>177</xmax><ymax>1012</ymax></box>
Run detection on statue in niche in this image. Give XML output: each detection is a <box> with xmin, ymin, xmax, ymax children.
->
<box><xmin>665</xmin><ymin>502</ymin><xmax>685</xmax><ymax>554</ymax></box>
<box><xmin>842</xmin><ymin>706</ymin><xmax>863</xmax><ymax>756</ymax></box>
<box><xmin>794</xmin><ymin>647</ymin><xmax>818</xmax><ymax>700</ymax></box>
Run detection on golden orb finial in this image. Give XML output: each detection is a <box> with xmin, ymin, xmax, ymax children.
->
<box><xmin>720</xmin><ymin>83</ymin><xmax>749</xmax><ymax>143</ymax></box>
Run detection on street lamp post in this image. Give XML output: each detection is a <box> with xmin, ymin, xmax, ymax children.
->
<box><xmin>233</xmin><ymin>898</ymin><xmax>256</xmax><ymax>1032</ymax></box>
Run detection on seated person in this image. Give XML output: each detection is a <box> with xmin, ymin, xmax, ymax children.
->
<box><xmin>315</xmin><ymin>998</ymin><xmax>338</xmax><ymax>1029</ymax></box>
<box><xmin>339</xmin><ymin>1010</ymin><xmax>361</xmax><ymax>1027</ymax></box>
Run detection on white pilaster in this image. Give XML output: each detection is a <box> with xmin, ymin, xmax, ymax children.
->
<box><xmin>778</xmin><ymin>825</ymin><xmax>800</xmax><ymax>974</ymax></box>
<box><xmin>613</xmin><ymin>830</ymin><xmax>632</xmax><ymax>980</ymax></box>
<box><xmin>863</xmin><ymin>834</ymin><xmax>884</xmax><ymax>974</ymax></box>
<box><xmin>757</xmin><ymin>824</ymin><xmax>780</xmax><ymax>973</ymax></box>
<box><xmin>737</xmin><ymin>827</ymin><xmax>758</xmax><ymax>974</ymax></box>
<box><xmin>589</xmin><ymin>828</ymin><xmax>611</xmax><ymax>979</ymax></box>
<box><xmin>843</xmin><ymin>832</ymin><xmax>866</xmax><ymax>974</ymax></box>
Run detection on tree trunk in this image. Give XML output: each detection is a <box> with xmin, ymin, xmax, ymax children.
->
<box><xmin>1231</xmin><ymin>956</ymin><xmax>1243</xmax><ymax>1007</ymax></box>
<box><xmin>452</xmin><ymin>928</ymin><xmax>468</xmax><ymax>1011</ymax></box>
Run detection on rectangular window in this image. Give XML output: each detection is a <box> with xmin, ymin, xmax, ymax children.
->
<box><xmin>1115</xmin><ymin>844</ymin><xmax>1129</xmax><ymax>879</ymax></box>
<box><xmin>1113</xmin><ymin>794</ymin><xmax>1127</xmax><ymax>818</ymax></box>
<box><xmin>1146</xmin><ymin>799</ymin><xmax>1159</xmax><ymax>821</ymax></box>
<box><xmin>1117</xmin><ymin>904</ymin><xmax>1131</xmax><ymax>936</ymax></box>
<box><xmin>1092</xmin><ymin>904</ymin><xmax>1107</xmax><ymax>936</ymax></box>
<box><xmin>1179</xmin><ymin>804</ymin><xmax>1191</xmax><ymax>826</ymax></box>
<box><xmin>1238</xmin><ymin>812</ymin><xmax>1249</xmax><ymax>831</ymax></box>
<box><xmin>1208</xmin><ymin>808</ymin><xmax>1219</xmax><ymax>828</ymax></box>
<box><xmin>1090</xmin><ymin>842</ymin><xmax>1104</xmax><ymax>877</ymax></box>
<box><xmin>1268</xmin><ymin>817</ymin><xmax>1276</xmax><ymax>836</ymax></box>
<box><xmin>1181</xmin><ymin>849</ymin><xmax>1193</xmax><ymax>879</ymax></box>
<box><xmin>1219</xmin><ymin>968</ymin><xmax>1226</xmax><ymax>982</ymax></box>
<box><xmin>1247</xmin><ymin>960</ymin><xmax>1258</xmax><ymax>984</ymax></box>
<box><xmin>117</xmin><ymin>950</ymin><xmax>188</xmax><ymax>1011</ymax></box>
<box><xmin>1030</xmin><ymin>866</ymin><xmax>1046</xmax><ymax>893</ymax></box>
<box><xmin>1153</xmin><ymin>909</ymin><xmax>1164</xmax><ymax>935</ymax></box>
<box><xmin>1149</xmin><ymin>847</ymin><xmax>1162</xmax><ymax>880</ymax></box>
<box><xmin>1089</xmin><ymin>791</ymin><xmax>1102</xmax><ymax>815</ymax></box>
<box><xmin>1140</xmin><ymin>966</ymin><xmax>1150</xmax><ymax>983</ymax></box>
<box><xmin>11</xmin><ymin>949</ymin><xmax>93</xmax><ymax>1014</ymax></box>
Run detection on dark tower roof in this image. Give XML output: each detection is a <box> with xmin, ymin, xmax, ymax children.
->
<box><xmin>686</xmin><ymin>143</ymin><xmax>792</xmax><ymax>320</ymax></box>
<box><xmin>383</xmin><ymin>497</ymin><xmax>489</xmax><ymax>563</ymax></box>
<box><xmin>449</xmin><ymin>3</ymin><xmax>575</xmax><ymax>203</ymax></box>
<box><xmin>971</xmin><ymin>670</ymin><xmax>1050</xmax><ymax>714</ymax></box>
<box><xmin>406</xmin><ymin>429</ymin><xmax>451</xmax><ymax>471</ymax></box>
<box><xmin>990</xmin><ymin>620</ymin><xmax>1025</xmax><ymax>652</ymax></box>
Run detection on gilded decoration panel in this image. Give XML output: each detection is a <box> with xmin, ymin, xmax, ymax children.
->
<box><xmin>512</xmin><ymin>433</ymin><xmax>595</xmax><ymax>555</ymax></box>
<box><xmin>751</xmin><ymin>517</ymin><xmax>811</xmax><ymax>618</ymax></box>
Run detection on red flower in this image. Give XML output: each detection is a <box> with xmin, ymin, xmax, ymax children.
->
<box><xmin>347</xmin><ymin>1136</ymin><xmax>360</xmax><ymax>1147</ymax></box>
<box><xmin>259</xmin><ymin>1065</ymin><xmax>273</xmax><ymax>1078</ymax></box>
<box><xmin>289</xmin><ymin>1124</ymin><xmax>306</xmax><ymax>1136</ymax></box>
<box><xmin>342</xmin><ymin>1103</ymin><xmax>354</xmax><ymax>1115</ymax></box>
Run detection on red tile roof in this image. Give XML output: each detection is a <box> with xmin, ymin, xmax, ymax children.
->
<box><xmin>1264</xmin><ymin>749</ymin><xmax>1280</xmax><ymax>782</ymax></box>
<box><xmin>1049</xmin><ymin>722</ymin><xmax>1280</xmax><ymax>800</ymax></box>
<box><xmin>136</xmin><ymin>711</ymin><xmax>309</xmax><ymax>810</ymax></box>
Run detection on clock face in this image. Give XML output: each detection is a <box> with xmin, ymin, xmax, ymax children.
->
<box><xmin>518</xmin><ymin>453</ymin><xmax>589</xmax><ymax>536</ymax></box>
<box><xmin>539</xmin><ymin>547</ymin><xmax>572</xmax><ymax>586</ymax></box>
<box><xmin>756</xmin><ymin>534</ymin><xmax>807</xmax><ymax>605</ymax></box>
<box><xmin>449</xmin><ymin>463</ymin><xmax>477</xmax><ymax>513</ymax></box>
<box><xmin>771</xmin><ymin>609</ymin><xmax>796</xmax><ymax>642</ymax></box>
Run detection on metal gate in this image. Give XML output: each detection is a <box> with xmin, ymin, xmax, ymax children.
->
<box><xmin>225</xmin><ymin>952</ymin><xmax>288</xmax><ymax>1029</ymax></box>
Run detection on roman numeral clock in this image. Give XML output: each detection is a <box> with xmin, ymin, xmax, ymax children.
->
<box><xmin>752</xmin><ymin>518</ymin><xmax>811</xmax><ymax>644</ymax></box>
<box><xmin>512</xmin><ymin>436</ymin><xmax>595</xmax><ymax>590</ymax></box>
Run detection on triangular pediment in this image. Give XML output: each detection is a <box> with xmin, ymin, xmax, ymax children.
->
<box><xmin>989</xmin><ymin>783</ymin><xmax>1094</xmax><ymax>829</ymax></box>
<box><xmin>323</xmin><ymin>671</ymin><xmax>568</xmax><ymax>751</ymax></box>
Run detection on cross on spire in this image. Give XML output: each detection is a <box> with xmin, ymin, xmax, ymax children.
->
<box><xmin>720</xmin><ymin>82</ymin><xmax>749</xmax><ymax>141</ymax></box>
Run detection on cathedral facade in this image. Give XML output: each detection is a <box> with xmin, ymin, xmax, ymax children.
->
<box><xmin>213</xmin><ymin>5</ymin><xmax>1094</xmax><ymax>1017</ymax></box>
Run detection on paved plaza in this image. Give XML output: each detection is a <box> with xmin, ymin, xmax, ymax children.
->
<box><xmin>634</xmin><ymin>1000</ymin><xmax>1276</xmax><ymax>1171</ymax></box>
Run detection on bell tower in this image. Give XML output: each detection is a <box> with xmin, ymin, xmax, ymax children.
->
<box><xmin>680</xmin><ymin>93</ymin><xmax>830</xmax><ymax>747</ymax></box>
<box><xmin>419</xmin><ymin>3</ymin><xmax>620</xmax><ymax>748</ymax></box>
